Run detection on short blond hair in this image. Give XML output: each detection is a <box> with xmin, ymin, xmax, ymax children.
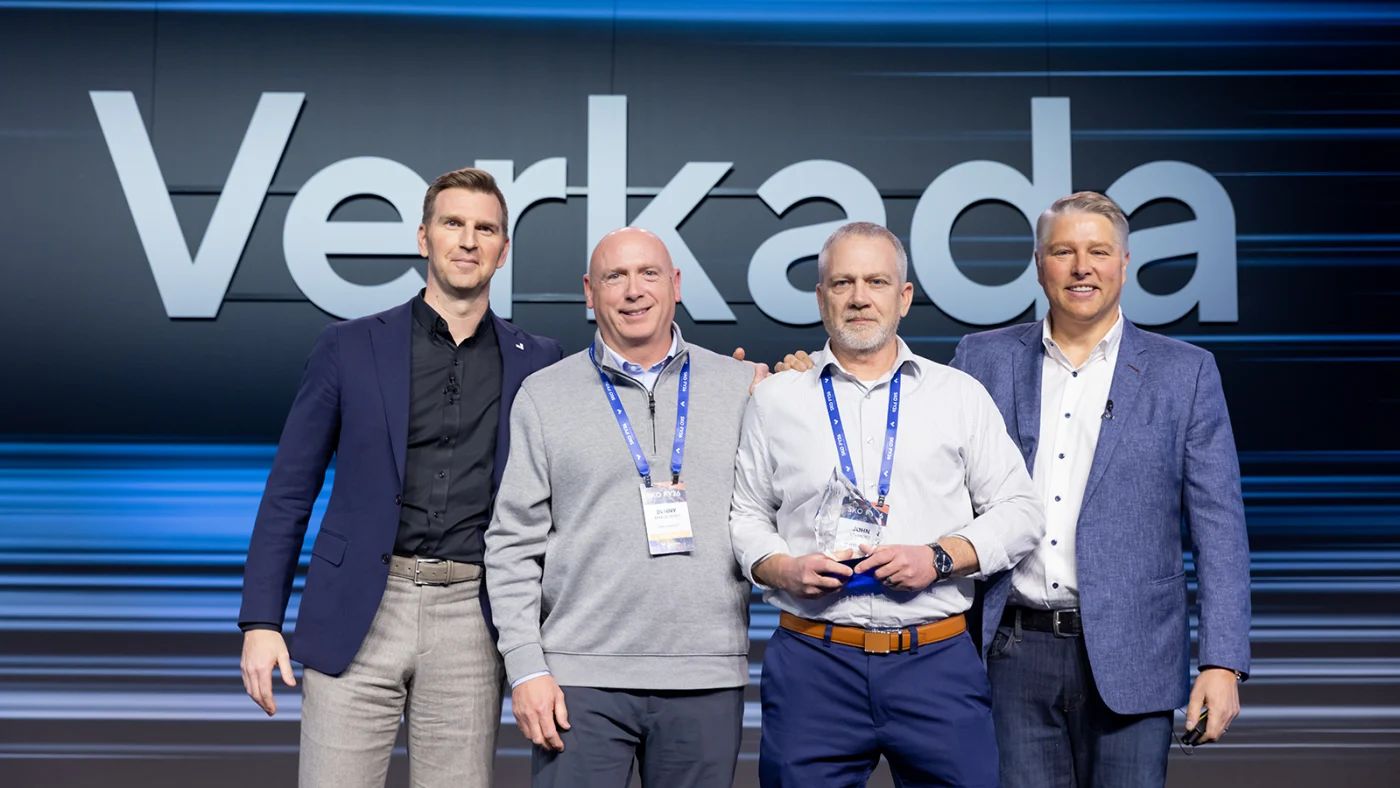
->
<box><xmin>1035</xmin><ymin>191</ymin><xmax>1128</xmax><ymax>254</ymax></box>
<box><xmin>421</xmin><ymin>168</ymin><xmax>509</xmax><ymax>238</ymax></box>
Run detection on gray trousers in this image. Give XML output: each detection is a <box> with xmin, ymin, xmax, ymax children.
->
<box><xmin>531</xmin><ymin>686</ymin><xmax>744</xmax><ymax>788</ymax></box>
<box><xmin>299</xmin><ymin>574</ymin><xmax>503</xmax><ymax>788</ymax></box>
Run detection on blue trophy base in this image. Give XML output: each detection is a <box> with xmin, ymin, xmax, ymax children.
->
<box><xmin>841</xmin><ymin>557</ymin><xmax>881</xmax><ymax>594</ymax></box>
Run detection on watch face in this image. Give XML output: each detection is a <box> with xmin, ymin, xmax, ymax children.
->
<box><xmin>934</xmin><ymin>547</ymin><xmax>953</xmax><ymax>574</ymax></box>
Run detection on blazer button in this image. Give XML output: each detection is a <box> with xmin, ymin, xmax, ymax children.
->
<box><xmin>394</xmin><ymin>494</ymin><xmax>403</xmax><ymax>505</ymax></box>
<box><xmin>381</xmin><ymin>554</ymin><xmax>390</xmax><ymax>565</ymax></box>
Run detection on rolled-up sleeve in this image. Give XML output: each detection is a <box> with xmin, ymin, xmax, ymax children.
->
<box><xmin>728</xmin><ymin>396</ymin><xmax>791</xmax><ymax>586</ymax></box>
<box><xmin>949</xmin><ymin>380</ymin><xmax>1045</xmax><ymax>578</ymax></box>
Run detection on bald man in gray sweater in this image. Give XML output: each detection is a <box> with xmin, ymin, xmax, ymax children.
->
<box><xmin>485</xmin><ymin>228</ymin><xmax>761</xmax><ymax>788</ymax></box>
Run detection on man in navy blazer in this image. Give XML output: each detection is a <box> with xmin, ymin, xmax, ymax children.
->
<box><xmin>951</xmin><ymin>192</ymin><xmax>1251</xmax><ymax>787</ymax></box>
<box><xmin>237</xmin><ymin>168</ymin><xmax>562</xmax><ymax>788</ymax></box>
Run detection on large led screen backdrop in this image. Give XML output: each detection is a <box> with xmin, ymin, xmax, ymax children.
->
<box><xmin>0</xmin><ymin>1</ymin><xmax>1397</xmax><ymax>786</ymax></box>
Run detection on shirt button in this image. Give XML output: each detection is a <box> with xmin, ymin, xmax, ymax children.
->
<box><xmin>1054</xmin><ymin>496</ymin><xmax>1061</xmax><ymax>502</ymax></box>
<box><xmin>1072</xmin><ymin>372</ymin><xmax>1078</xmax><ymax>378</ymax></box>
<box><xmin>381</xmin><ymin>554</ymin><xmax>391</xmax><ymax>564</ymax></box>
<box><xmin>1052</xmin><ymin>582</ymin><xmax>1060</xmax><ymax>589</ymax></box>
<box><xmin>1051</xmin><ymin>539</ymin><xmax>1058</xmax><ymax>546</ymax></box>
<box><xmin>453</xmin><ymin>360</ymin><xmax>459</xmax><ymax>366</ymax></box>
<box><xmin>441</xmin><ymin>436</ymin><xmax>450</xmax><ymax>444</ymax></box>
<box><xmin>1064</xmin><ymin>413</ymin><xmax>1071</xmax><ymax>419</ymax></box>
<box><xmin>1059</xmin><ymin>453</ymin><xmax>1065</xmax><ymax>459</ymax></box>
<box><xmin>432</xmin><ymin>511</ymin><xmax>441</xmax><ymax>519</ymax></box>
<box><xmin>866</xmin><ymin>437</ymin><xmax>873</xmax><ymax>444</ymax></box>
<box><xmin>394</xmin><ymin>494</ymin><xmax>403</xmax><ymax>505</ymax></box>
<box><xmin>437</xmin><ymin>471</ymin><xmax>446</xmax><ymax>479</ymax></box>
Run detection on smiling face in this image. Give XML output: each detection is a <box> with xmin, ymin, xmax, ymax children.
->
<box><xmin>417</xmin><ymin>187</ymin><xmax>509</xmax><ymax>297</ymax></box>
<box><xmin>1036</xmin><ymin>211</ymin><xmax>1128</xmax><ymax>330</ymax></box>
<box><xmin>817</xmin><ymin>234</ymin><xmax>914</xmax><ymax>355</ymax></box>
<box><xmin>585</xmin><ymin>228</ymin><xmax>680</xmax><ymax>353</ymax></box>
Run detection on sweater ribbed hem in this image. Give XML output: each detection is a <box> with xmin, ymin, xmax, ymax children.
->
<box><xmin>547</xmin><ymin>653</ymin><xmax>748</xmax><ymax>690</ymax></box>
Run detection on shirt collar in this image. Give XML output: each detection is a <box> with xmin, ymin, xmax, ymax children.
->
<box><xmin>602</xmin><ymin>326</ymin><xmax>680</xmax><ymax>376</ymax></box>
<box><xmin>816</xmin><ymin>337</ymin><xmax>924</xmax><ymax>386</ymax></box>
<box><xmin>1042</xmin><ymin>308</ymin><xmax>1124</xmax><ymax>367</ymax></box>
<box><xmin>412</xmin><ymin>289</ymin><xmax>495</xmax><ymax>346</ymax></box>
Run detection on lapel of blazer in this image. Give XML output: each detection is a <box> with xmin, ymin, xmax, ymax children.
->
<box><xmin>1012</xmin><ymin>321</ymin><xmax>1045</xmax><ymax>474</ymax></box>
<box><xmin>1081</xmin><ymin>319</ymin><xmax>1148</xmax><ymax>507</ymax></box>
<box><xmin>369</xmin><ymin>302</ymin><xmax>413</xmax><ymax>485</ymax></box>
<box><xmin>491</xmin><ymin>314</ymin><xmax>532</xmax><ymax>491</ymax></box>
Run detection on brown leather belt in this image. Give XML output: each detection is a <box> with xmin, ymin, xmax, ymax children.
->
<box><xmin>388</xmin><ymin>555</ymin><xmax>482</xmax><ymax>586</ymax></box>
<box><xmin>779</xmin><ymin>611</ymin><xmax>966</xmax><ymax>654</ymax></box>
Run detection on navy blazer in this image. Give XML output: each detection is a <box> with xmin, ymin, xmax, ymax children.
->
<box><xmin>952</xmin><ymin>319</ymin><xmax>1251</xmax><ymax>715</ymax></box>
<box><xmin>238</xmin><ymin>300</ymin><xmax>563</xmax><ymax>676</ymax></box>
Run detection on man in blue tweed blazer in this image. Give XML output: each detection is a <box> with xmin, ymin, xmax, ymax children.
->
<box><xmin>950</xmin><ymin>192</ymin><xmax>1251</xmax><ymax>787</ymax></box>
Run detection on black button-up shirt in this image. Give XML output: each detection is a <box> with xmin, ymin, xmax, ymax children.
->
<box><xmin>396</xmin><ymin>294</ymin><xmax>502</xmax><ymax>564</ymax></box>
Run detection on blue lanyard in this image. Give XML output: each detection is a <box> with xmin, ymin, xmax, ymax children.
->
<box><xmin>589</xmin><ymin>346</ymin><xmax>690</xmax><ymax>486</ymax></box>
<box><xmin>820</xmin><ymin>365</ymin><xmax>902</xmax><ymax>506</ymax></box>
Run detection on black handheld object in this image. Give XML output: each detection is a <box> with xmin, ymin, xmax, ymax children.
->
<box><xmin>1183</xmin><ymin>708</ymin><xmax>1209</xmax><ymax>746</ymax></box>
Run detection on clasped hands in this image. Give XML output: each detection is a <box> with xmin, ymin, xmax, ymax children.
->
<box><xmin>755</xmin><ymin>543</ymin><xmax>941</xmax><ymax>598</ymax></box>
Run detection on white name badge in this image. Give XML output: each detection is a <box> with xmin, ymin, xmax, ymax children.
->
<box><xmin>640</xmin><ymin>482</ymin><xmax>694</xmax><ymax>555</ymax></box>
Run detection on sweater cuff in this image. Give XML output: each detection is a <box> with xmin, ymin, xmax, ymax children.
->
<box><xmin>503</xmin><ymin>642</ymin><xmax>550</xmax><ymax>685</ymax></box>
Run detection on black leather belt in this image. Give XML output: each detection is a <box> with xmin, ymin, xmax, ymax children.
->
<box><xmin>1002</xmin><ymin>606</ymin><xmax>1083</xmax><ymax>637</ymax></box>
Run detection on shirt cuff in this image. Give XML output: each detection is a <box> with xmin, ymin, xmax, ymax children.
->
<box><xmin>502</xmin><ymin>642</ymin><xmax>550</xmax><ymax>686</ymax></box>
<box><xmin>511</xmin><ymin>671</ymin><xmax>551</xmax><ymax>689</ymax></box>
<box><xmin>1199</xmin><ymin>664</ymin><xmax>1249</xmax><ymax>683</ymax></box>
<box><xmin>239</xmin><ymin>622</ymin><xmax>282</xmax><ymax>633</ymax></box>
<box><xmin>945</xmin><ymin>528</ymin><xmax>1006</xmax><ymax>580</ymax></box>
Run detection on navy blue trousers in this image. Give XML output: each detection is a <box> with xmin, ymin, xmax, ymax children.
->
<box><xmin>759</xmin><ymin>627</ymin><xmax>1000</xmax><ymax>788</ymax></box>
<box><xmin>987</xmin><ymin>622</ymin><xmax>1172</xmax><ymax>788</ymax></box>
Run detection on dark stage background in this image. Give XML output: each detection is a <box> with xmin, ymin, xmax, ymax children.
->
<box><xmin>1</xmin><ymin>1</ymin><xmax>1398</xmax><ymax>786</ymax></box>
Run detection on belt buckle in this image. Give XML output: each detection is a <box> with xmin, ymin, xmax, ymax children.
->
<box><xmin>412</xmin><ymin>558</ymin><xmax>449</xmax><ymax>587</ymax></box>
<box><xmin>1051</xmin><ymin>608</ymin><xmax>1078</xmax><ymax>638</ymax></box>
<box><xmin>863</xmin><ymin>629</ymin><xmax>899</xmax><ymax>654</ymax></box>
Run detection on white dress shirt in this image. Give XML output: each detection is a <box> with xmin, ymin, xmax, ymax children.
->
<box><xmin>1009</xmin><ymin>310</ymin><xmax>1124</xmax><ymax>610</ymax></box>
<box><xmin>729</xmin><ymin>339</ymin><xmax>1043</xmax><ymax>629</ymax></box>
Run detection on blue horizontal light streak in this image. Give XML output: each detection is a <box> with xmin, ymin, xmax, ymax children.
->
<box><xmin>755</xmin><ymin>40</ymin><xmax>1400</xmax><ymax>50</ymax></box>
<box><xmin>869</xmin><ymin>70</ymin><xmax>1400</xmax><ymax>78</ymax></box>
<box><xmin>6</xmin><ymin>1</ymin><xmax>1400</xmax><ymax>26</ymax></box>
<box><xmin>1216</xmin><ymin>171</ymin><xmax>1400</xmax><ymax>178</ymax></box>
<box><xmin>907</xmin><ymin>334</ymin><xmax>1400</xmax><ymax>344</ymax></box>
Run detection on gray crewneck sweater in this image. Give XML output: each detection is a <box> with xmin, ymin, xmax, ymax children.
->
<box><xmin>485</xmin><ymin>328</ymin><xmax>754</xmax><ymax>690</ymax></box>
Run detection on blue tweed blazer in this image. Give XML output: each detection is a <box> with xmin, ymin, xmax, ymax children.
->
<box><xmin>952</xmin><ymin>319</ymin><xmax>1251</xmax><ymax>714</ymax></box>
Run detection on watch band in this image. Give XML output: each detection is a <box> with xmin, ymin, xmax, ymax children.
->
<box><xmin>928</xmin><ymin>543</ymin><xmax>953</xmax><ymax>582</ymax></box>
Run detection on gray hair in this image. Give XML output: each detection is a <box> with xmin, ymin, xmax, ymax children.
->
<box><xmin>1035</xmin><ymin>191</ymin><xmax>1129</xmax><ymax>254</ymax></box>
<box><xmin>817</xmin><ymin>221</ymin><xmax>909</xmax><ymax>284</ymax></box>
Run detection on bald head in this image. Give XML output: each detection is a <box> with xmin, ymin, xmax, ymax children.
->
<box><xmin>588</xmin><ymin>227</ymin><xmax>674</xmax><ymax>280</ymax></box>
<box><xmin>585</xmin><ymin>227</ymin><xmax>682</xmax><ymax>360</ymax></box>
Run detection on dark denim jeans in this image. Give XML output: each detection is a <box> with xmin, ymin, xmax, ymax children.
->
<box><xmin>986</xmin><ymin>617</ymin><xmax>1172</xmax><ymax>788</ymax></box>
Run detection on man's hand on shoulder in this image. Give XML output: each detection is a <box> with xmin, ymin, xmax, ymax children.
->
<box><xmin>512</xmin><ymin>674</ymin><xmax>571</xmax><ymax>751</ymax></box>
<box><xmin>775</xmin><ymin>350</ymin><xmax>815</xmax><ymax>374</ymax></box>
<box><xmin>732</xmin><ymin>347</ymin><xmax>772</xmax><ymax>393</ymax></box>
